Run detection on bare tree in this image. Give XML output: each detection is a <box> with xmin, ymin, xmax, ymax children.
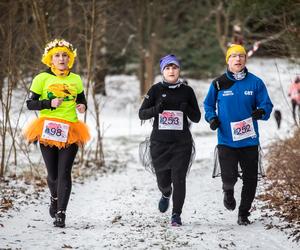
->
<box><xmin>77</xmin><ymin>0</ymin><xmax>108</xmax><ymax>166</ymax></box>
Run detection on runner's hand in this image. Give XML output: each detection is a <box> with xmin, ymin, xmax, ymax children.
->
<box><xmin>154</xmin><ymin>101</ymin><xmax>164</xmax><ymax>114</ymax></box>
<box><xmin>76</xmin><ymin>104</ymin><xmax>86</xmax><ymax>113</ymax></box>
<box><xmin>251</xmin><ymin>108</ymin><xmax>265</xmax><ymax>120</ymax></box>
<box><xmin>51</xmin><ymin>98</ymin><xmax>63</xmax><ymax>108</ymax></box>
<box><xmin>209</xmin><ymin>117</ymin><xmax>220</xmax><ymax>130</ymax></box>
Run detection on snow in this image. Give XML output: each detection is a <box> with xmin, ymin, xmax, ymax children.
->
<box><xmin>0</xmin><ymin>58</ymin><xmax>300</xmax><ymax>249</ymax></box>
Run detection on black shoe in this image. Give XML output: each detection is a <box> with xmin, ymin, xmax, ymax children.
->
<box><xmin>49</xmin><ymin>196</ymin><xmax>57</xmax><ymax>218</ymax></box>
<box><xmin>54</xmin><ymin>210</ymin><xmax>66</xmax><ymax>228</ymax></box>
<box><xmin>171</xmin><ymin>213</ymin><xmax>182</xmax><ymax>226</ymax></box>
<box><xmin>223</xmin><ymin>190</ymin><xmax>236</xmax><ymax>211</ymax></box>
<box><xmin>158</xmin><ymin>195</ymin><xmax>170</xmax><ymax>213</ymax></box>
<box><xmin>237</xmin><ymin>215</ymin><xmax>251</xmax><ymax>225</ymax></box>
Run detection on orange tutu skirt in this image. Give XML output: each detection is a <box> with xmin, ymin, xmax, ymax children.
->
<box><xmin>23</xmin><ymin>117</ymin><xmax>90</xmax><ymax>149</ymax></box>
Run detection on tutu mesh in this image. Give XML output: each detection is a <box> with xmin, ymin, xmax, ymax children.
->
<box><xmin>23</xmin><ymin>117</ymin><xmax>90</xmax><ymax>148</ymax></box>
<box><xmin>139</xmin><ymin>137</ymin><xmax>196</xmax><ymax>175</ymax></box>
<box><xmin>212</xmin><ymin>145</ymin><xmax>265</xmax><ymax>179</ymax></box>
<box><xmin>139</xmin><ymin>137</ymin><xmax>154</xmax><ymax>174</ymax></box>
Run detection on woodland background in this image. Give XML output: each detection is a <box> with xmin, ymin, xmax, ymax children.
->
<box><xmin>0</xmin><ymin>0</ymin><xmax>299</xmax><ymax>241</ymax></box>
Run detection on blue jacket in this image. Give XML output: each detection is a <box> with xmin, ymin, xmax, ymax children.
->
<box><xmin>204</xmin><ymin>68</ymin><xmax>273</xmax><ymax>148</ymax></box>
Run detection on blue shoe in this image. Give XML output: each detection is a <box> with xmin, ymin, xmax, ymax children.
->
<box><xmin>171</xmin><ymin>213</ymin><xmax>182</xmax><ymax>226</ymax></box>
<box><xmin>158</xmin><ymin>195</ymin><xmax>170</xmax><ymax>213</ymax></box>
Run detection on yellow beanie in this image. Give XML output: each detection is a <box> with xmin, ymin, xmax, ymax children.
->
<box><xmin>41</xmin><ymin>39</ymin><xmax>77</xmax><ymax>68</ymax></box>
<box><xmin>226</xmin><ymin>44</ymin><xmax>246</xmax><ymax>63</ymax></box>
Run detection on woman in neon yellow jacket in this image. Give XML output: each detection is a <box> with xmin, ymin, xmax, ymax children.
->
<box><xmin>24</xmin><ymin>39</ymin><xmax>90</xmax><ymax>228</ymax></box>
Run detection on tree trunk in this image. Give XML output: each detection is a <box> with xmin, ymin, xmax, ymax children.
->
<box><xmin>94</xmin><ymin>3</ymin><xmax>108</xmax><ymax>95</ymax></box>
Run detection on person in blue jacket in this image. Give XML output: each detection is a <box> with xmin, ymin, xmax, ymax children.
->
<box><xmin>204</xmin><ymin>44</ymin><xmax>273</xmax><ymax>225</ymax></box>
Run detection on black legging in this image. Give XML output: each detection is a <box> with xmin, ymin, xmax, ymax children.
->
<box><xmin>40</xmin><ymin>143</ymin><xmax>78</xmax><ymax>211</ymax></box>
<box><xmin>218</xmin><ymin>145</ymin><xmax>258</xmax><ymax>216</ymax></box>
<box><xmin>291</xmin><ymin>99</ymin><xmax>300</xmax><ymax>124</ymax></box>
<box><xmin>150</xmin><ymin>140</ymin><xmax>192</xmax><ymax>215</ymax></box>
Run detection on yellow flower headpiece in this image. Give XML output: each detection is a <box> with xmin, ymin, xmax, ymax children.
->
<box><xmin>41</xmin><ymin>39</ymin><xmax>77</xmax><ymax>68</ymax></box>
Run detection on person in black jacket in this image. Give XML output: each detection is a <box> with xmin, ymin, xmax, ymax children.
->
<box><xmin>139</xmin><ymin>54</ymin><xmax>201</xmax><ymax>226</ymax></box>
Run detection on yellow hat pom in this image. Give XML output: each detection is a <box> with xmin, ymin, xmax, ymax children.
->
<box><xmin>41</xmin><ymin>39</ymin><xmax>77</xmax><ymax>69</ymax></box>
<box><xmin>226</xmin><ymin>44</ymin><xmax>246</xmax><ymax>63</ymax></box>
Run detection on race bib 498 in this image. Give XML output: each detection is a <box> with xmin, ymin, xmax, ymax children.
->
<box><xmin>41</xmin><ymin>120</ymin><xmax>70</xmax><ymax>142</ymax></box>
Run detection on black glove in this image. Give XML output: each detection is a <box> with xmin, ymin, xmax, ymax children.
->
<box><xmin>179</xmin><ymin>102</ymin><xmax>188</xmax><ymax>113</ymax></box>
<box><xmin>251</xmin><ymin>108</ymin><xmax>265</xmax><ymax>120</ymax></box>
<box><xmin>154</xmin><ymin>101</ymin><xmax>165</xmax><ymax>114</ymax></box>
<box><xmin>209</xmin><ymin>117</ymin><xmax>220</xmax><ymax>130</ymax></box>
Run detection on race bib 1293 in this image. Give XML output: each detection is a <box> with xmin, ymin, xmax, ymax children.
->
<box><xmin>158</xmin><ymin>110</ymin><xmax>183</xmax><ymax>130</ymax></box>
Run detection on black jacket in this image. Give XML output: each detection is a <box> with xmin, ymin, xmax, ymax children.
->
<box><xmin>139</xmin><ymin>81</ymin><xmax>201</xmax><ymax>142</ymax></box>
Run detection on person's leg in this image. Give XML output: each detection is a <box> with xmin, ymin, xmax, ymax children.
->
<box><xmin>156</xmin><ymin>169</ymin><xmax>172</xmax><ymax>213</ymax></box>
<box><xmin>218</xmin><ymin>145</ymin><xmax>238</xmax><ymax>191</ymax></box>
<box><xmin>238</xmin><ymin>146</ymin><xmax>258</xmax><ymax>220</ymax></box>
<box><xmin>292</xmin><ymin>100</ymin><xmax>297</xmax><ymax>123</ymax></box>
<box><xmin>171</xmin><ymin>166</ymin><xmax>188</xmax><ymax>215</ymax></box>
<box><xmin>156</xmin><ymin>170</ymin><xmax>172</xmax><ymax>197</ymax></box>
<box><xmin>150</xmin><ymin>140</ymin><xmax>172</xmax><ymax>195</ymax></box>
<box><xmin>297</xmin><ymin>103</ymin><xmax>300</xmax><ymax>124</ymax></box>
<box><xmin>218</xmin><ymin>145</ymin><xmax>239</xmax><ymax>210</ymax></box>
<box><xmin>40</xmin><ymin>144</ymin><xmax>59</xmax><ymax>218</ymax></box>
<box><xmin>56</xmin><ymin>143</ymin><xmax>78</xmax><ymax>211</ymax></box>
<box><xmin>274</xmin><ymin>110</ymin><xmax>281</xmax><ymax>129</ymax></box>
<box><xmin>40</xmin><ymin>144</ymin><xmax>58</xmax><ymax>198</ymax></box>
<box><xmin>150</xmin><ymin>140</ymin><xmax>173</xmax><ymax>213</ymax></box>
<box><xmin>170</xmin><ymin>142</ymin><xmax>192</xmax><ymax>216</ymax></box>
<box><xmin>169</xmin><ymin>142</ymin><xmax>191</xmax><ymax>226</ymax></box>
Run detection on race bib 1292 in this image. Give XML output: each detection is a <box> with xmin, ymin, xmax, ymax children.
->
<box><xmin>230</xmin><ymin>117</ymin><xmax>256</xmax><ymax>141</ymax></box>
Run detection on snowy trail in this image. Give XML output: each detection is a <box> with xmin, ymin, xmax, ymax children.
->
<box><xmin>1</xmin><ymin>58</ymin><xmax>299</xmax><ymax>249</ymax></box>
<box><xmin>0</xmin><ymin>134</ymin><xmax>298</xmax><ymax>250</ymax></box>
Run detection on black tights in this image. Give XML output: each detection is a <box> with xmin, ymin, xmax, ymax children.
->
<box><xmin>151</xmin><ymin>141</ymin><xmax>192</xmax><ymax>215</ymax></box>
<box><xmin>40</xmin><ymin>143</ymin><xmax>78</xmax><ymax>211</ymax></box>
<box><xmin>291</xmin><ymin>99</ymin><xmax>300</xmax><ymax>124</ymax></box>
<box><xmin>156</xmin><ymin>167</ymin><xmax>188</xmax><ymax>215</ymax></box>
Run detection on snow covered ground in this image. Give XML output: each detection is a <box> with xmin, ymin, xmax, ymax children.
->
<box><xmin>0</xmin><ymin>58</ymin><xmax>299</xmax><ymax>249</ymax></box>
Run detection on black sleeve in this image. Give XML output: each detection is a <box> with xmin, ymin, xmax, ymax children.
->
<box><xmin>138</xmin><ymin>86</ymin><xmax>157</xmax><ymax>120</ymax></box>
<box><xmin>76</xmin><ymin>91</ymin><xmax>87</xmax><ymax>110</ymax></box>
<box><xmin>26</xmin><ymin>91</ymin><xmax>52</xmax><ymax>110</ymax></box>
<box><xmin>185</xmin><ymin>88</ymin><xmax>201</xmax><ymax>123</ymax></box>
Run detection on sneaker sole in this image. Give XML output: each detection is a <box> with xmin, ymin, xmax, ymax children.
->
<box><xmin>171</xmin><ymin>222</ymin><xmax>182</xmax><ymax>227</ymax></box>
<box><xmin>237</xmin><ymin>221</ymin><xmax>251</xmax><ymax>226</ymax></box>
<box><xmin>53</xmin><ymin>222</ymin><xmax>65</xmax><ymax>228</ymax></box>
<box><xmin>223</xmin><ymin>200</ymin><xmax>236</xmax><ymax>211</ymax></box>
<box><xmin>159</xmin><ymin>207</ymin><xmax>169</xmax><ymax>213</ymax></box>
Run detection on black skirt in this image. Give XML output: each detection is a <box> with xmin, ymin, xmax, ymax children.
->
<box><xmin>150</xmin><ymin>140</ymin><xmax>194</xmax><ymax>173</ymax></box>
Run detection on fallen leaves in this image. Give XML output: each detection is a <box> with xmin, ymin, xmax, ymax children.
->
<box><xmin>259</xmin><ymin>128</ymin><xmax>300</xmax><ymax>242</ymax></box>
<box><xmin>0</xmin><ymin>197</ymin><xmax>13</xmax><ymax>211</ymax></box>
